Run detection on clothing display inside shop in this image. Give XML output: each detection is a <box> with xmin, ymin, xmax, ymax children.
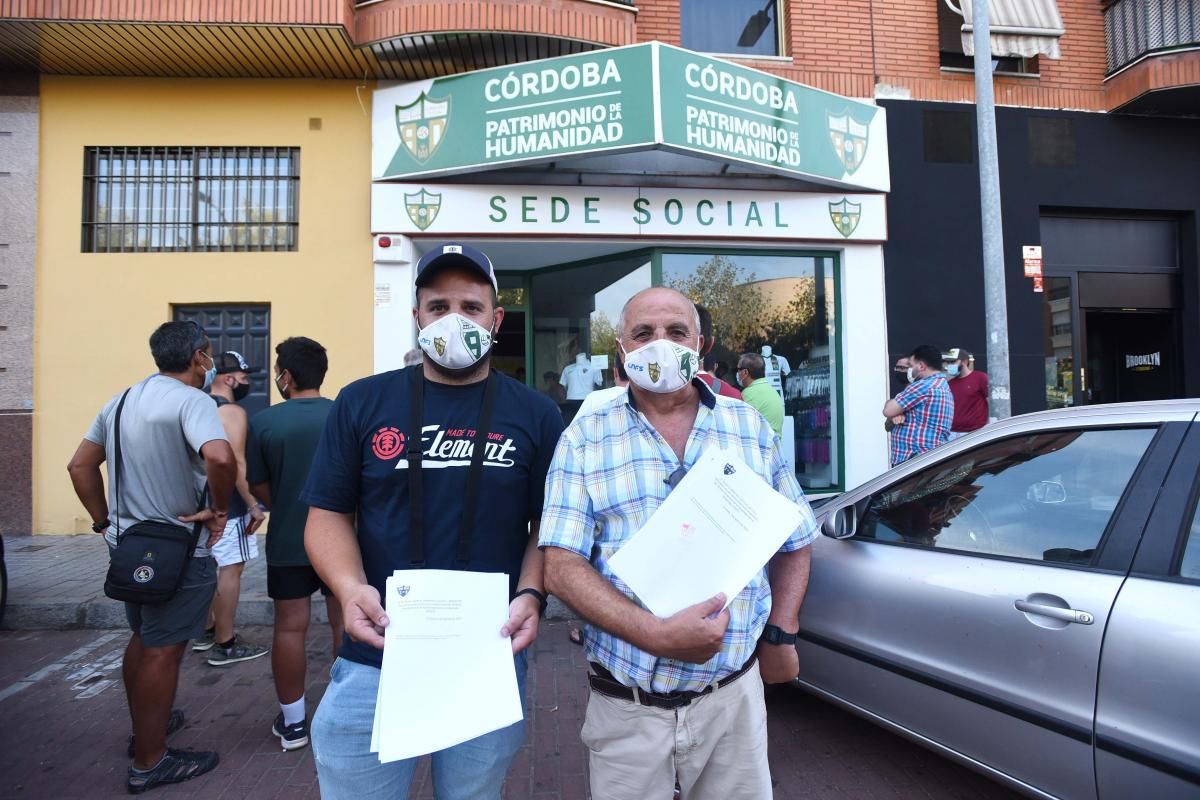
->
<box><xmin>787</xmin><ymin>352</ymin><xmax>834</xmax><ymax>489</ymax></box>
<box><xmin>560</xmin><ymin>353</ymin><xmax>603</xmax><ymax>400</ymax></box>
<box><xmin>762</xmin><ymin>345</ymin><xmax>792</xmax><ymax>397</ymax></box>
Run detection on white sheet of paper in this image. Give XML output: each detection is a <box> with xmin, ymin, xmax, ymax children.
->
<box><xmin>369</xmin><ymin>569</ymin><xmax>523</xmax><ymax>763</ymax></box>
<box><xmin>608</xmin><ymin>448</ymin><xmax>803</xmax><ymax>618</ymax></box>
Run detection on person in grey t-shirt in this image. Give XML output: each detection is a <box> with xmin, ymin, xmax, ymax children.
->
<box><xmin>68</xmin><ymin>320</ymin><xmax>236</xmax><ymax>794</ymax></box>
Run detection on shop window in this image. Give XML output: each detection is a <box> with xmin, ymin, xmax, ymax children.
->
<box><xmin>82</xmin><ymin>146</ymin><xmax>299</xmax><ymax>253</ymax></box>
<box><xmin>662</xmin><ymin>252</ymin><xmax>840</xmax><ymax>490</ymax></box>
<box><xmin>681</xmin><ymin>0</ymin><xmax>784</xmax><ymax>57</ymax></box>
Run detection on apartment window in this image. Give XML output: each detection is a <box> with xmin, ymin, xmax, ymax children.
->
<box><xmin>82</xmin><ymin>146</ymin><xmax>299</xmax><ymax>253</ymax></box>
<box><xmin>937</xmin><ymin>0</ymin><xmax>1039</xmax><ymax>75</ymax></box>
<box><xmin>681</xmin><ymin>0</ymin><xmax>784</xmax><ymax>57</ymax></box>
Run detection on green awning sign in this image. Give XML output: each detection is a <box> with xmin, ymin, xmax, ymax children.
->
<box><xmin>373</xmin><ymin>42</ymin><xmax>888</xmax><ymax>192</ymax></box>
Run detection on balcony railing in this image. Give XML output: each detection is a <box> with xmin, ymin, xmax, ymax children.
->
<box><xmin>1105</xmin><ymin>0</ymin><xmax>1200</xmax><ymax>73</ymax></box>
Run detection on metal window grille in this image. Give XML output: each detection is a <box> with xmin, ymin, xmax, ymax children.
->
<box><xmin>82</xmin><ymin>146</ymin><xmax>300</xmax><ymax>253</ymax></box>
<box><xmin>1105</xmin><ymin>0</ymin><xmax>1200</xmax><ymax>73</ymax></box>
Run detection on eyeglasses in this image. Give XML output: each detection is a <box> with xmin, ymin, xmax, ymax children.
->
<box><xmin>664</xmin><ymin>464</ymin><xmax>688</xmax><ymax>491</ymax></box>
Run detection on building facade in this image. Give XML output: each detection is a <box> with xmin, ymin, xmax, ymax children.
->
<box><xmin>1</xmin><ymin>0</ymin><xmax>1197</xmax><ymax>532</ymax></box>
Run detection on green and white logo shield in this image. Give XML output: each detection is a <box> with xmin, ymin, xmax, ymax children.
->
<box><xmin>829</xmin><ymin>198</ymin><xmax>862</xmax><ymax>238</ymax></box>
<box><xmin>405</xmin><ymin>189</ymin><xmax>442</xmax><ymax>231</ymax></box>
<box><xmin>395</xmin><ymin>92</ymin><xmax>451</xmax><ymax>164</ymax></box>
<box><xmin>459</xmin><ymin>318</ymin><xmax>490</xmax><ymax>361</ymax></box>
<box><xmin>827</xmin><ymin>112</ymin><xmax>869</xmax><ymax>174</ymax></box>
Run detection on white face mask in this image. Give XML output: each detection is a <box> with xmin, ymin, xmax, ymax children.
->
<box><xmin>417</xmin><ymin>313</ymin><xmax>495</xmax><ymax>371</ymax></box>
<box><xmin>906</xmin><ymin>366</ymin><xmax>916</xmax><ymax>383</ymax></box>
<box><xmin>620</xmin><ymin>338</ymin><xmax>701</xmax><ymax>394</ymax></box>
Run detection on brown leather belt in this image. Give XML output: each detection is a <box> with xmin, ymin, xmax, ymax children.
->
<box><xmin>587</xmin><ymin>655</ymin><xmax>757</xmax><ymax>710</ymax></box>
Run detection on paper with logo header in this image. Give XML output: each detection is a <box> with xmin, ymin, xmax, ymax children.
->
<box><xmin>369</xmin><ymin>569</ymin><xmax>522</xmax><ymax>762</ymax></box>
<box><xmin>608</xmin><ymin>448</ymin><xmax>803</xmax><ymax>617</ymax></box>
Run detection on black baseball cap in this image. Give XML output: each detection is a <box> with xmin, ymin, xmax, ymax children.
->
<box><xmin>214</xmin><ymin>350</ymin><xmax>262</xmax><ymax>375</ymax></box>
<box><xmin>414</xmin><ymin>243</ymin><xmax>498</xmax><ymax>293</ymax></box>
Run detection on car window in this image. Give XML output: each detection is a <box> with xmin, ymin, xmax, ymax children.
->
<box><xmin>1180</xmin><ymin>503</ymin><xmax>1200</xmax><ymax>580</ymax></box>
<box><xmin>858</xmin><ymin>427</ymin><xmax>1157</xmax><ymax>565</ymax></box>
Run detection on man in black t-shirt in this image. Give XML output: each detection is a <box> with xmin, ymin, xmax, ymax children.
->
<box><xmin>246</xmin><ymin>336</ymin><xmax>341</xmax><ymax>752</ymax></box>
<box><xmin>301</xmin><ymin>243</ymin><xmax>564</xmax><ymax>799</ymax></box>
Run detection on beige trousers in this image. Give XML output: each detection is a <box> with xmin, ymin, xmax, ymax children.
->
<box><xmin>581</xmin><ymin>661</ymin><xmax>772</xmax><ymax>800</ymax></box>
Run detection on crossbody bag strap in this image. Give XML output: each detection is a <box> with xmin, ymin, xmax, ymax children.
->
<box><xmin>407</xmin><ymin>371</ymin><xmax>427</xmax><ymax>566</ymax></box>
<box><xmin>456</xmin><ymin>371</ymin><xmax>499</xmax><ymax>564</ymax></box>
<box><xmin>112</xmin><ymin>388</ymin><xmax>133</xmax><ymax>543</ymax></box>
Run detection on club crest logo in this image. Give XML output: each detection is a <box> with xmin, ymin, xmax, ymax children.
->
<box><xmin>459</xmin><ymin>319</ymin><xmax>489</xmax><ymax>361</ymax></box>
<box><xmin>723</xmin><ymin>464</ymin><xmax>737</xmax><ymax>475</ymax></box>
<box><xmin>396</xmin><ymin>92</ymin><xmax>451</xmax><ymax>164</ymax></box>
<box><xmin>405</xmin><ymin>188</ymin><xmax>442</xmax><ymax>231</ymax></box>
<box><xmin>397</xmin><ymin>585</ymin><xmax>411</xmax><ymax>598</ymax></box>
<box><xmin>434</xmin><ymin>337</ymin><xmax>447</xmax><ymax>356</ymax></box>
<box><xmin>827</xmin><ymin>112</ymin><xmax>869</xmax><ymax>174</ymax></box>
<box><xmin>648</xmin><ymin>362</ymin><xmax>661</xmax><ymax>382</ymax></box>
<box><xmin>372</xmin><ymin>426</ymin><xmax>405</xmax><ymax>460</ymax></box>
<box><xmin>133</xmin><ymin>566</ymin><xmax>154</xmax><ymax>584</ymax></box>
<box><xmin>679</xmin><ymin>351</ymin><xmax>696</xmax><ymax>381</ymax></box>
<box><xmin>829</xmin><ymin>198</ymin><xmax>862</xmax><ymax>238</ymax></box>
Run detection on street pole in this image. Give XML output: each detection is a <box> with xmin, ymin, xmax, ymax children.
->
<box><xmin>971</xmin><ymin>0</ymin><xmax>1012</xmax><ymax>419</ymax></box>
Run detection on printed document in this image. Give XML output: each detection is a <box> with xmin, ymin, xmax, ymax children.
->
<box><xmin>370</xmin><ymin>569</ymin><xmax>522</xmax><ymax>762</ymax></box>
<box><xmin>608</xmin><ymin>448</ymin><xmax>802</xmax><ymax>617</ymax></box>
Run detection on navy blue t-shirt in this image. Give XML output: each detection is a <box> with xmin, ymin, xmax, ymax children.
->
<box><xmin>301</xmin><ymin>367</ymin><xmax>565</xmax><ymax>668</ymax></box>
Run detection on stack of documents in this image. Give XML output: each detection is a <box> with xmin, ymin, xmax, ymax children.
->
<box><xmin>370</xmin><ymin>569</ymin><xmax>523</xmax><ymax>763</ymax></box>
<box><xmin>609</xmin><ymin>448</ymin><xmax>803</xmax><ymax>617</ymax></box>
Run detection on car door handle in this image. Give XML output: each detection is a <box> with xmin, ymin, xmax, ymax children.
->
<box><xmin>1014</xmin><ymin>600</ymin><xmax>1094</xmax><ymax>625</ymax></box>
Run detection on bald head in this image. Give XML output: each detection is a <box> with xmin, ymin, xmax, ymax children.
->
<box><xmin>617</xmin><ymin>287</ymin><xmax>702</xmax><ymax>351</ymax></box>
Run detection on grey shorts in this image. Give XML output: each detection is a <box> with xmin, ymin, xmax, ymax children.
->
<box><xmin>124</xmin><ymin>556</ymin><xmax>218</xmax><ymax>647</ymax></box>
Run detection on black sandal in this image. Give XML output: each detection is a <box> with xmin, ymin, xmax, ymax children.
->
<box><xmin>126</xmin><ymin>708</ymin><xmax>185</xmax><ymax>758</ymax></box>
<box><xmin>127</xmin><ymin>748</ymin><xmax>219</xmax><ymax>794</ymax></box>
<box><xmin>569</xmin><ymin>628</ymin><xmax>584</xmax><ymax>646</ymax></box>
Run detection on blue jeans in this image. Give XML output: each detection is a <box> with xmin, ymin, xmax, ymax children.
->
<box><xmin>312</xmin><ymin>652</ymin><xmax>528</xmax><ymax>800</ymax></box>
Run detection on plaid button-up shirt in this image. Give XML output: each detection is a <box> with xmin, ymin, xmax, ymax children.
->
<box><xmin>889</xmin><ymin>373</ymin><xmax>954</xmax><ymax>466</ymax></box>
<box><xmin>539</xmin><ymin>379</ymin><xmax>817</xmax><ymax>694</ymax></box>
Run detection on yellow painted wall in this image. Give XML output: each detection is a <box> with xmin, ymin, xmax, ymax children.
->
<box><xmin>35</xmin><ymin>77</ymin><xmax>374</xmax><ymax>534</ymax></box>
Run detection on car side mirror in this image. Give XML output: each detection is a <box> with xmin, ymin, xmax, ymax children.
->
<box><xmin>1026</xmin><ymin>480</ymin><xmax>1067</xmax><ymax>504</ymax></box>
<box><xmin>821</xmin><ymin>505</ymin><xmax>858</xmax><ymax>539</ymax></box>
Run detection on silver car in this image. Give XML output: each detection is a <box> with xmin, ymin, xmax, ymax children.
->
<box><xmin>796</xmin><ymin>400</ymin><xmax>1200</xmax><ymax>800</ymax></box>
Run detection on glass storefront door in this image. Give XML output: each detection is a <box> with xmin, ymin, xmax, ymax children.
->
<box><xmin>1041</xmin><ymin>273</ymin><xmax>1182</xmax><ymax>407</ymax></box>
<box><xmin>528</xmin><ymin>253</ymin><xmax>652</xmax><ymax>419</ymax></box>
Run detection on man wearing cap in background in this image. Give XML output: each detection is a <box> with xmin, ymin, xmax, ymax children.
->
<box><xmin>196</xmin><ymin>351</ymin><xmax>270</xmax><ymax>667</ymax></box>
<box><xmin>302</xmin><ymin>243</ymin><xmax>565</xmax><ymax>798</ymax></box>
<box><xmin>945</xmin><ymin>347</ymin><xmax>989</xmax><ymax>438</ymax></box>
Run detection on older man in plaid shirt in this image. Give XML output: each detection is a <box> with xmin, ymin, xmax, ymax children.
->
<box><xmin>540</xmin><ymin>287</ymin><xmax>817</xmax><ymax>800</ymax></box>
<box><xmin>884</xmin><ymin>344</ymin><xmax>955</xmax><ymax>466</ymax></box>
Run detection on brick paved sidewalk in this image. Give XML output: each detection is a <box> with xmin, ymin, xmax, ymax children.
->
<box><xmin>0</xmin><ymin>621</ymin><xmax>1016</xmax><ymax>800</ymax></box>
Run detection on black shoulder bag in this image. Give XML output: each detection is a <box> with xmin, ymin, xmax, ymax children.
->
<box><xmin>103</xmin><ymin>386</ymin><xmax>207</xmax><ymax>606</ymax></box>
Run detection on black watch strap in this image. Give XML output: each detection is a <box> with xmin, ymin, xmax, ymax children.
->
<box><xmin>760</xmin><ymin>623</ymin><xmax>797</xmax><ymax>646</ymax></box>
<box><xmin>92</xmin><ymin>519</ymin><xmax>111</xmax><ymax>534</ymax></box>
<box><xmin>514</xmin><ymin>587</ymin><xmax>548</xmax><ymax>617</ymax></box>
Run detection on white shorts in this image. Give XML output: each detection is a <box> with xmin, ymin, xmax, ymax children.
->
<box><xmin>210</xmin><ymin>512</ymin><xmax>259</xmax><ymax>568</ymax></box>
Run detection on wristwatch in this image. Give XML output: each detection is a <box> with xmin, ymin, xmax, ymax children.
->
<box><xmin>91</xmin><ymin>519</ymin><xmax>111</xmax><ymax>534</ymax></box>
<box><xmin>760</xmin><ymin>623</ymin><xmax>798</xmax><ymax>646</ymax></box>
<box><xmin>514</xmin><ymin>587</ymin><xmax>548</xmax><ymax>617</ymax></box>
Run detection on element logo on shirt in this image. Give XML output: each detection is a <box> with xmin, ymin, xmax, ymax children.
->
<box><xmin>393</xmin><ymin>424</ymin><xmax>518</xmax><ymax>470</ymax></box>
<box><xmin>372</xmin><ymin>427</ymin><xmax>406</xmax><ymax>460</ymax></box>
